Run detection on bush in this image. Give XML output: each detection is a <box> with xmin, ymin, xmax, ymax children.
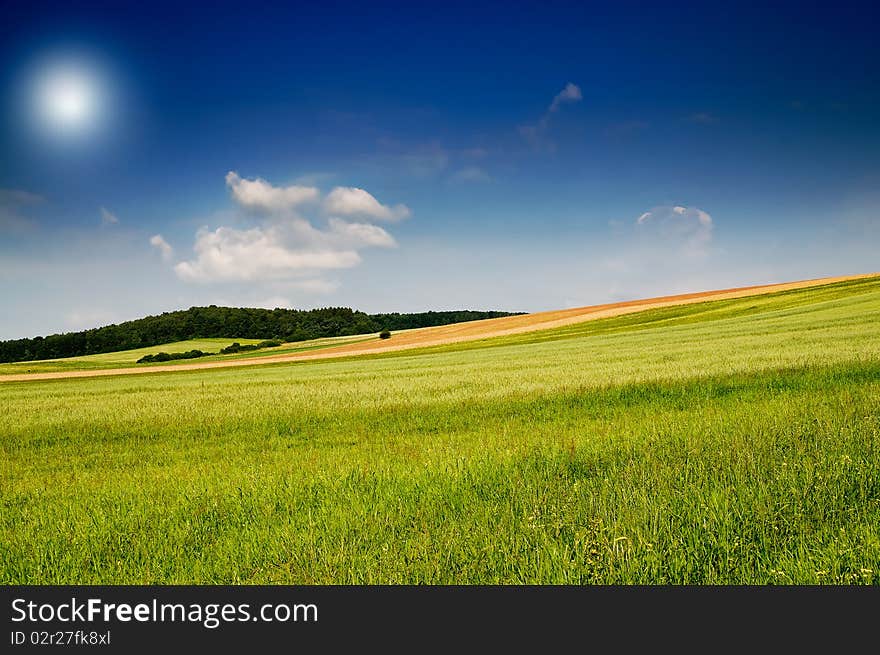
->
<box><xmin>220</xmin><ymin>342</ymin><xmax>242</xmax><ymax>354</ymax></box>
<box><xmin>136</xmin><ymin>349</ymin><xmax>213</xmax><ymax>364</ymax></box>
<box><xmin>258</xmin><ymin>339</ymin><xmax>283</xmax><ymax>348</ymax></box>
<box><xmin>379</xmin><ymin>330</ymin><xmax>391</xmax><ymax>340</ymax></box>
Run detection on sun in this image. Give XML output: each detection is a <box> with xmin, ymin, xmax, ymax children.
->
<box><xmin>39</xmin><ymin>71</ymin><xmax>94</xmax><ymax>126</ymax></box>
<box><xmin>29</xmin><ymin>59</ymin><xmax>106</xmax><ymax>138</ymax></box>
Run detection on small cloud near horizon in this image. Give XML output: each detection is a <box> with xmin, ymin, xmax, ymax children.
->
<box><xmin>149</xmin><ymin>234</ymin><xmax>174</xmax><ymax>261</ymax></box>
<box><xmin>636</xmin><ymin>205</ymin><xmax>714</xmax><ymax>257</ymax></box>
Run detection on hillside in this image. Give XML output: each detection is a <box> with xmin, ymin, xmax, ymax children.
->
<box><xmin>3</xmin><ymin>273</ymin><xmax>879</xmax><ymax>584</ymax></box>
<box><xmin>1</xmin><ymin>272</ymin><xmax>874</xmax><ymax>382</ymax></box>
<box><xmin>0</xmin><ymin>306</ymin><xmax>521</xmax><ymax>364</ymax></box>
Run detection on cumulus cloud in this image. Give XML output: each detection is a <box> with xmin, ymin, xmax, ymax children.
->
<box><xmin>225</xmin><ymin>171</ymin><xmax>319</xmax><ymax>213</ymax></box>
<box><xmin>519</xmin><ymin>82</ymin><xmax>583</xmax><ymax>151</ymax></box>
<box><xmin>327</xmin><ymin>217</ymin><xmax>397</xmax><ymax>247</ymax></box>
<box><xmin>175</xmin><ymin>225</ymin><xmax>361</xmax><ymax>283</ymax></box>
<box><xmin>323</xmin><ymin>186</ymin><xmax>410</xmax><ymax>221</ymax></box>
<box><xmin>635</xmin><ymin>205</ymin><xmax>714</xmax><ymax>256</ymax></box>
<box><xmin>149</xmin><ymin>234</ymin><xmax>174</xmax><ymax>261</ymax></box>
<box><xmin>100</xmin><ymin>207</ymin><xmax>119</xmax><ymax>225</ymax></box>
<box><xmin>170</xmin><ymin>173</ymin><xmax>406</xmax><ymax>286</ymax></box>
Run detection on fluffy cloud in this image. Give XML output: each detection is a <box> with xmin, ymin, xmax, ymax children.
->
<box><xmin>175</xmin><ymin>225</ymin><xmax>361</xmax><ymax>282</ymax></box>
<box><xmin>323</xmin><ymin>186</ymin><xmax>411</xmax><ymax>221</ymax></box>
<box><xmin>636</xmin><ymin>205</ymin><xmax>714</xmax><ymax>256</ymax></box>
<box><xmin>225</xmin><ymin>171</ymin><xmax>319</xmax><ymax>213</ymax></box>
<box><xmin>149</xmin><ymin>234</ymin><xmax>174</xmax><ymax>261</ymax></box>
<box><xmin>170</xmin><ymin>173</ymin><xmax>405</xmax><ymax>286</ymax></box>
<box><xmin>327</xmin><ymin>217</ymin><xmax>397</xmax><ymax>247</ymax></box>
<box><xmin>100</xmin><ymin>207</ymin><xmax>119</xmax><ymax>225</ymax></box>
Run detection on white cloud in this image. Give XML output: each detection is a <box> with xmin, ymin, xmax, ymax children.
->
<box><xmin>149</xmin><ymin>234</ymin><xmax>174</xmax><ymax>261</ymax></box>
<box><xmin>100</xmin><ymin>207</ymin><xmax>119</xmax><ymax>225</ymax></box>
<box><xmin>323</xmin><ymin>186</ymin><xmax>410</xmax><ymax>221</ymax></box>
<box><xmin>174</xmin><ymin>218</ymin><xmax>395</xmax><ymax>284</ymax></box>
<box><xmin>450</xmin><ymin>166</ymin><xmax>492</xmax><ymax>184</ymax></box>
<box><xmin>694</xmin><ymin>209</ymin><xmax>713</xmax><ymax>226</ymax></box>
<box><xmin>171</xmin><ymin>173</ymin><xmax>406</xmax><ymax>287</ymax></box>
<box><xmin>225</xmin><ymin>171</ymin><xmax>319</xmax><ymax>213</ymax></box>
<box><xmin>635</xmin><ymin>205</ymin><xmax>714</xmax><ymax>257</ymax></box>
<box><xmin>549</xmin><ymin>82</ymin><xmax>583</xmax><ymax>112</ymax></box>
<box><xmin>327</xmin><ymin>217</ymin><xmax>397</xmax><ymax>247</ymax></box>
<box><xmin>175</xmin><ymin>225</ymin><xmax>360</xmax><ymax>283</ymax></box>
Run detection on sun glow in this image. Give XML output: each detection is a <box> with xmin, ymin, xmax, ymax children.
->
<box><xmin>24</xmin><ymin>56</ymin><xmax>112</xmax><ymax>139</ymax></box>
<box><xmin>37</xmin><ymin>69</ymin><xmax>96</xmax><ymax>127</ymax></box>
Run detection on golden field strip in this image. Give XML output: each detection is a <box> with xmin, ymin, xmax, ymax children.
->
<box><xmin>1</xmin><ymin>272</ymin><xmax>874</xmax><ymax>383</ymax></box>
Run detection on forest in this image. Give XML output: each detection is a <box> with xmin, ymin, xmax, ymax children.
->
<box><xmin>0</xmin><ymin>306</ymin><xmax>521</xmax><ymax>363</ymax></box>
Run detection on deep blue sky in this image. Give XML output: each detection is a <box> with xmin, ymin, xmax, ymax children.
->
<box><xmin>1</xmin><ymin>1</ymin><xmax>878</xmax><ymax>338</ymax></box>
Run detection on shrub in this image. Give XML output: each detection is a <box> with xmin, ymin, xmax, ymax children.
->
<box><xmin>136</xmin><ymin>349</ymin><xmax>214</xmax><ymax>364</ymax></box>
<box><xmin>379</xmin><ymin>330</ymin><xmax>391</xmax><ymax>340</ymax></box>
<box><xmin>220</xmin><ymin>342</ymin><xmax>242</xmax><ymax>354</ymax></box>
<box><xmin>258</xmin><ymin>339</ymin><xmax>283</xmax><ymax>348</ymax></box>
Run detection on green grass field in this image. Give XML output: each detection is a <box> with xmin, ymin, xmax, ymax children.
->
<box><xmin>2</xmin><ymin>277</ymin><xmax>879</xmax><ymax>583</ymax></box>
<box><xmin>0</xmin><ymin>334</ymin><xmax>375</xmax><ymax>375</ymax></box>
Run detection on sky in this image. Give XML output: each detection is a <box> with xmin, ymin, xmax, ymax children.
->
<box><xmin>1</xmin><ymin>1</ymin><xmax>878</xmax><ymax>339</ymax></box>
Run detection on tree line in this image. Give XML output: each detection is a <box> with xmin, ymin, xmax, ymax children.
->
<box><xmin>0</xmin><ymin>306</ymin><xmax>522</xmax><ymax>363</ymax></box>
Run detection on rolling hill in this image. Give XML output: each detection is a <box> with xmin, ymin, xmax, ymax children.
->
<box><xmin>2</xmin><ymin>272</ymin><xmax>879</xmax><ymax>584</ymax></box>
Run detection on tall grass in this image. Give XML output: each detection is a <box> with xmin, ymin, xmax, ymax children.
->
<box><xmin>1</xmin><ymin>278</ymin><xmax>879</xmax><ymax>583</ymax></box>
